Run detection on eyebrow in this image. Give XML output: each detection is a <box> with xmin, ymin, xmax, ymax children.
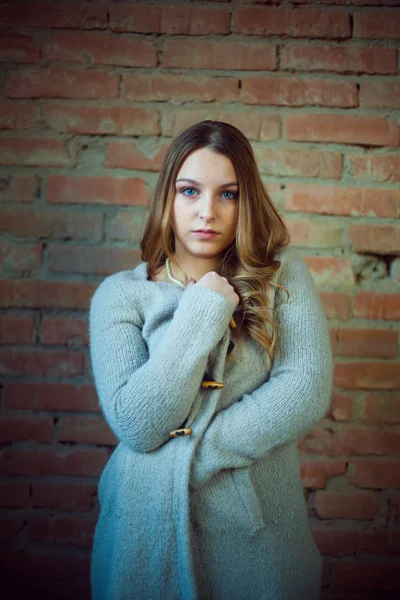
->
<box><xmin>176</xmin><ymin>178</ymin><xmax>238</xmax><ymax>188</ymax></box>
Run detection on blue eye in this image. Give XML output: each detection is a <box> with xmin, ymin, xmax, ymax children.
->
<box><xmin>222</xmin><ymin>191</ymin><xmax>238</xmax><ymax>200</ymax></box>
<box><xmin>180</xmin><ymin>188</ymin><xmax>238</xmax><ymax>200</ymax></box>
<box><xmin>182</xmin><ymin>188</ymin><xmax>197</xmax><ymax>197</ymax></box>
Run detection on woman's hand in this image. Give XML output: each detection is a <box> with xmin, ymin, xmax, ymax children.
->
<box><xmin>186</xmin><ymin>272</ymin><xmax>239</xmax><ymax>310</ymax></box>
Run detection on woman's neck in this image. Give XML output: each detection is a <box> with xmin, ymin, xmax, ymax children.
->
<box><xmin>169</xmin><ymin>255</ymin><xmax>219</xmax><ymax>283</ymax></box>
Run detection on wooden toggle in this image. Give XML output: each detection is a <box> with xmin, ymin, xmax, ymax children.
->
<box><xmin>169</xmin><ymin>428</ymin><xmax>192</xmax><ymax>438</ymax></box>
<box><xmin>201</xmin><ymin>380</ymin><xmax>224</xmax><ymax>389</ymax></box>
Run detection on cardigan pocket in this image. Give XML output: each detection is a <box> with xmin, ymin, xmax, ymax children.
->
<box><xmin>229</xmin><ymin>467</ymin><xmax>266</xmax><ymax>534</ymax></box>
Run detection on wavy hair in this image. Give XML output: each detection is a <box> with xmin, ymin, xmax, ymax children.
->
<box><xmin>140</xmin><ymin>120</ymin><xmax>291</xmax><ymax>369</ymax></box>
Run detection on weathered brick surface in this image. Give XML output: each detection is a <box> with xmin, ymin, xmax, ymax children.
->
<box><xmin>44</xmin><ymin>32</ymin><xmax>157</xmax><ymax>68</ymax></box>
<box><xmin>161</xmin><ymin>39</ymin><xmax>277</xmax><ymax>70</ymax></box>
<box><xmin>47</xmin><ymin>175</ymin><xmax>150</xmax><ymax>206</ymax></box>
<box><xmin>5</xmin><ymin>69</ymin><xmax>119</xmax><ymax>99</ymax></box>
<box><xmin>0</xmin><ymin>3</ymin><xmax>107</xmax><ymax>30</ymax></box>
<box><xmin>43</xmin><ymin>105</ymin><xmax>160</xmax><ymax>136</ymax></box>
<box><xmin>0</xmin><ymin>34</ymin><xmax>40</xmax><ymax>63</ymax></box>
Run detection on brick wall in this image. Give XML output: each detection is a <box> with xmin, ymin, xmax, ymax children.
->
<box><xmin>0</xmin><ymin>0</ymin><xmax>399</xmax><ymax>598</ymax></box>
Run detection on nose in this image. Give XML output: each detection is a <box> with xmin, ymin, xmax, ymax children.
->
<box><xmin>199</xmin><ymin>193</ymin><xmax>217</xmax><ymax>221</ymax></box>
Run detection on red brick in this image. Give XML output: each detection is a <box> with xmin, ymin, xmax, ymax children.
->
<box><xmin>0</xmin><ymin>550</ymin><xmax>90</xmax><ymax>582</ymax></box>
<box><xmin>334</xmin><ymin>562</ymin><xmax>400</xmax><ymax>591</ymax></box>
<box><xmin>0</xmin><ymin>34</ymin><xmax>40</xmax><ymax>63</ymax></box>
<box><xmin>0</xmin><ymin>315</ymin><xmax>35</xmax><ymax>344</ymax></box>
<box><xmin>350</xmin><ymin>459</ymin><xmax>400</xmax><ymax>489</ymax></box>
<box><xmin>389</xmin><ymin>495</ymin><xmax>400</xmax><ymax>521</ymax></box>
<box><xmin>300</xmin><ymin>460</ymin><xmax>347</xmax><ymax>489</ymax></box>
<box><xmin>43</xmin><ymin>104</ymin><xmax>159</xmax><ymax>136</ymax></box>
<box><xmin>163</xmin><ymin>5</ymin><xmax>230</xmax><ymax>35</ymax></box>
<box><xmin>161</xmin><ymin>39</ymin><xmax>277</xmax><ymax>70</ymax></box>
<box><xmin>280</xmin><ymin>45</ymin><xmax>397</xmax><ymax>74</ymax></box>
<box><xmin>5</xmin><ymin>69</ymin><xmax>119</xmax><ymax>99</ymax></box>
<box><xmin>384</xmin><ymin>530</ymin><xmax>400</xmax><ymax>554</ymax></box>
<box><xmin>27</xmin><ymin>515</ymin><xmax>96</xmax><ymax>547</ymax></box>
<box><xmin>345</xmin><ymin>0</ymin><xmax>400</xmax><ymax>4</ymax></box>
<box><xmin>312</xmin><ymin>528</ymin><xmax>360</xmax><ymax>555</ymax></box>
<box><xmin>285</xmin><ymin>216</ymin><xmax>343</xmax><ymax>248</ymax></box>
<box><xmin>262</xmin><ymin>182</ymin><xmax>281</xmax><ymax>204</ymax></box>
<box><xmin>58</xmin><ymin>416</ymin><xmax>117</xmax><ymax>446</ymax></box>
<box><xmin>123</xmin><ymin>74</ymin><xmax>239</xmax><ymax>103</ymax></box>
<box><xmin>0</xmin><ymin>175</ymin><xmax>39</xmax><ymax>203</ymax></box>
<box><xmin>47</xmin><ymin>175</ymin><xmax>149</xmax><ymax>207</ymax></box>
<box><xmin>0</xmin><ymin>482</ymin><xmax>30</xmax><ymax>508</ymax></box>
<box><xmin>285</xmin><ymin>184</ymin><xmax>400</xmax><ymax>218</ymax></box>
<box><xmin>161</xmin><ymin>109</ymin><xmax>262</xmax><ymax>141</ymax></box>
<box><xmin>32</xmin><ymin>483</ymin><xmax>96</xmax><ymax>511</ymax></box>
<box><xmin>0</xmin><ymin>518</ymin><xmax>24</xmax><ymax>543</ymax></box>
<box><xmin>232</xmin><ymin>7</ymin><xmax>351</xmax><ymax>39</ymax></box>
<box><xmin>285</xmin><ymin>114</ymin><xmax>399</xmax><ymax>147</ymax></box>
<box><xmin>332</xmin><ymin>327</ymin><xmax>398</xmax><ymax>358</ymax></box>
<box><xmin>260</xmin><ymin>115</ymin><xmax>281</xmax><ymax>141</ymax></box>
<box><xmin>360</xmin><ymin>81</ymin><xmax>400</xmax><ymax>108</ymax></box>
<box><xmin>319</xmin><ymin>291</ymin><xmax>352</xmax><ymax>320</ymax></box>
<box><xmin>333</xmin><ymin>426</ymin><xmax>400</xmax><ymax>456</ymax></box>
<box><xmin>3</xmin><ymin>382</ymin><xmax>100</xmax><ymax>411</ymax></box>
<box><xmin>0</xmin><ymin>104</ymin><xmax>39</xmax><ymax>130</ymax></box>
<box><xmin>0</xmin><ymin>348</ymin><xmax>84</xmax><ymax>378</ymax></box>
<box><xmin>110</xmin><ymin>4</ymin><xmax>160</xmax><ymax>33</ymax></box>
<box><xmin>0</xmin><ymin>242</ymin><xmax>42</xmax><ymax>272</ymax></box>
<box><xmin>361</xmin><ymin>394</ymin><xmax>400</xmax><ymax>425</ymax></box>
<box><xmin>44</xmin><ymin>32</ymin><xmax>156</xmax><ymax>68</ymax></box>
<box><xmin>110</xmin><ymin>5</ymin><xmax>230</xmax><ymax>35</ymax></box>
<box><xmin>105</xmin><ymin>140</ymin><xmax>169</xmax><ymax>171</ymax></box>
<box><xmin>298</xmin><ymin>427</ymin><xmax>333</xmax><ymax>455</ymax></box>
<box><xmin>391</xmin><ymin>531</ymin><xmax>400</xmax><ymax>553</ymax></box>
<box><xmin>242</xmin><ymin>78</ymin><xmax>357</xmax><ymax>107</ymax></box>
<box><xmin>0</xmin><ymin>2</ymin><xmax>107</xmax><ymax>29</ymax></box>
<box><xmin>326</xmin><ymin>393</ymin><xmax>353</xmax><ymax>422</ymax></box>
<box><xmin>0</xmin><ymin>449</ymin><xmax>109</xmax><ymax>476</ymax></box>
<box><xmin>354</xmin><ymin>291</ymin><xmax>400</xmax><ymax>320</ymax></box>
<box><xmin>0</xmin><ymin>415</ymin><xmax>53</xmax><ymax>443</ymax></box>
<box><xmin>354</xmin><ymin>12</ymin><xmax>400</xmax><ymax>39</ymax></box>
<box><xmin>0</xmin><ymin>279</ymin><xmax>96</xmax><ymax>310</ymax></box>
<box><xmin>362</xmin><ymin>531</ymin><xmax>394</xmax><ymax>554</ymax></box>
<box><xmin>0</xmin><ymin>138</ymin><xmax>72</xmax><ymax>167</ymax></box>
<box><xmin>334</xmin><ymin>362</ymin><xmax>400</xmax><ymax>390</ymax></box>
<box><xmin>304</xmin><ymin>255</ymin><xmax>355</xmax><ymax>286</ymax></box>
<box><xmin>40</xmin><ymin>317</ymin><xmax>88</xmax><ymax>346</ymax></box>
<box><xmin>254</xmin><ymin>147</ymin><xmax>342</xmax><ymax>179</ymax></box>
<box><xmin>321</xmin><ymin>562</ymin><xmax>331</xmax><ymax>590</ymax></box>
<box><xmin>53</xmin><ymin>516</ymin><xmax>96</xmax><ymax>547</ymax></box>
<box><xmin>348</xmin><ymin>224</ymin><xmax>400</xmax><ymax>255</ymax></box>
<box><xmin>49</xmin><ymin>245</ymin><xmax>141</xmax><ymax>275</ymax></box>
<box><xmin>315</xmin><ymin>490</ymin><xmax>380</xmax><ymax>519</ymax></box>
<box><xmin>0</xmin><ymin>208</ymin><xmax>103</xmax><ymax>241</ymax></box>
<box><xmin>25</xmin><ymin>516</ymin><xmax>51</xmax><ymax>543</ymax></box>
<box><xmin>106</xmin><ymin>210</ymin><xmax>146</xmax><ymax>242</ymax></box>
<box><xmin>349</xmin><ymin>154</ymin><xmax>400</xmax><ymax>184</ymax></box>
<box><xmin>3</xmin><ymin>578</ymin><xmax>90</xmax><ymax>597</ymax></box>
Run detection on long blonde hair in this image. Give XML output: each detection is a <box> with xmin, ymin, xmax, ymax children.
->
<box><xmin>140</xmin><ymin>120</ymin><xmax>291</xmax><ymax>368</ymax></box>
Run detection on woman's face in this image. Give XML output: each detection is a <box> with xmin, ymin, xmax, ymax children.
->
<box><xmin>171</xmin><ymin>147</ymin><xmax>239</xmax><ymax>263</ymax></box>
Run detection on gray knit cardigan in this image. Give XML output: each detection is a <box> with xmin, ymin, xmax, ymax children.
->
<box><xmin>89</xmin><ymin>245</ymin><xmax>333</xmax><ymax>600</ymax></box>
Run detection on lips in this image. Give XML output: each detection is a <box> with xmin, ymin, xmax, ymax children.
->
<box><xmin>194</xmin><ymin>230</ymin><xmax>218</xmax><ymax>233</ymax></box>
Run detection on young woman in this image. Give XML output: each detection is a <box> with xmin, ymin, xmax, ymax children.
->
<box><xmin>89</xmin><ymin>120</ymin><xmax>333</xmax><ymax>599</ymax></box>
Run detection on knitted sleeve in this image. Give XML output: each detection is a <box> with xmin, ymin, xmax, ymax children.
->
<box><xmin>89</xmin><ymin>274</ymin><xmax>234</xmax><ymax>453</ymax></box>
<box><xmin>189</xmin><ymin>249</ymin><xmax>333</xmax><ymax>489</ymax></box>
